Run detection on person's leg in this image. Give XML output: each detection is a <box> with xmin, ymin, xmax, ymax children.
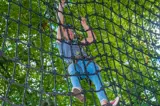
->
<box><xmin>86</xmin><ymin>61</ymin><xmax>108</xmax><ymax>104</ymax></box>
<box><xmin>86</xmin><ymin>61</ymin><xmax>120</xmax><ymax>106</ymax></box>
<box><xmin>68</xmin><ymin>63</ymin><xmax>84</xmax><ymax>102</ymax></box>
<box><xmin>68</xmin><ymin>63</ymin><xmax>81</xmax><ymax>88</ymax></box>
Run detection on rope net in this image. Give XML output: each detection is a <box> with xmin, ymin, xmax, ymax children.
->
<box><xmin>0</xmin><ymin>0</ymin><xmax>160</xmax><ymax>106</ymax></box>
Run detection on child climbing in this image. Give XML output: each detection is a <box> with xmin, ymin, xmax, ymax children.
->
<box><xmin>56</xmin><ymin>0</ymin><xmax>120</xmax><ymax>106</ymax></box>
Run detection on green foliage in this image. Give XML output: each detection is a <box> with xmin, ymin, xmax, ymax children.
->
<box><xmin>0</xmin><ymin>0</ymin><xmax>160</xmax><ymax>106</ymax></box>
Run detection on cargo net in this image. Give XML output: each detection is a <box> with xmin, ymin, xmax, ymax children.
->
<box><xmin>0</xmin><ymin>0</ymin><xmax>160</xmax><ymax>106</ymax></box>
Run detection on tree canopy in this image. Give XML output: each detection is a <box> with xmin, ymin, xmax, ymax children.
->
<box><xmin>0</xmin><ymin>0</ymin><xmax>160</xmax><ymax>106</ymax></box>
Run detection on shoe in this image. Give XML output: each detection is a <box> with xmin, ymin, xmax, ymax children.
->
<box><xmin>72</xmin><ymin>87</ymin><xmax>84</xmax><ymax>102</ymax></box>
<box><xmin>102</xmin><ymin>103</ymin><xmax>112</xmax><ymax>106</ymax></box>
<box><xmin>110</xmin><ymin>97</ymin><xmax>120</xmax><ymax>106</ymax></box>
<box><xmin>102</xmin><ymin>97</ymin><xmax>120</xmax><ymax>106</ymax></box>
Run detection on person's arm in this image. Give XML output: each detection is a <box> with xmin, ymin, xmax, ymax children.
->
<box><xmin>81</xmin><ymin>17</ymin><xmax>96</xmax><ymax>44</ymax></box>
<box><xmin>57</xmin><ymin>0</ymin><xmax>65</xmax><ymax>42</ymax></box>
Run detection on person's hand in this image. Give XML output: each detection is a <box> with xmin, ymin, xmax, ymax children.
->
<box><xmin>81</xmin><ymin>17</ymin><xmax>89</xmax><ymax>30</ymax></box>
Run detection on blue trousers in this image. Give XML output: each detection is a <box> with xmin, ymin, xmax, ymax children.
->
<box><xmin>68</xmin><ymin>60</ymin><xmax>107</xmax><ymax>102</ymax></box>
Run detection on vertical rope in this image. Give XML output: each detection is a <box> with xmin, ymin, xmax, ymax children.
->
<box><xmin>2</xmin><ymin>1</ymin><xmax>14</xmax><ymax>106</ymax></box>
<box><xmin>37</xmin><ymin>0</ymin><xmax>44</xmax><ymax>105</ymax></box>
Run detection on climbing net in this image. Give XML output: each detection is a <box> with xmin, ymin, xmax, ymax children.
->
<box><xmin>0</xmin><ymin>0</ymin><xmax>160</xmax><ymax>106</ymax></box>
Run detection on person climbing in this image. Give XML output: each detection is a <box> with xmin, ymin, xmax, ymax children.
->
<box><xmin>56</xmin><ymin>0</ymin><xmax>120</xmax><ymax>106</ymax></box>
